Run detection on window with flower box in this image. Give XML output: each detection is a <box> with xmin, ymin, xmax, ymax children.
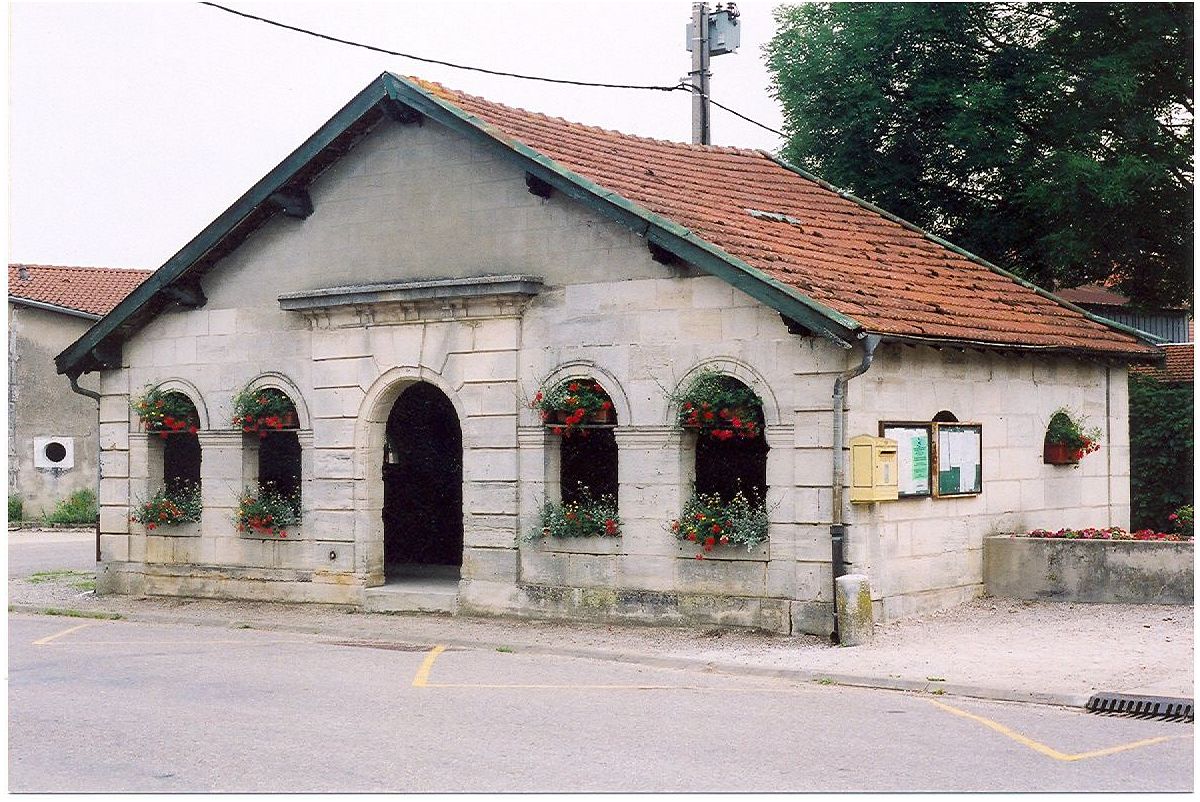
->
<box><xmin>133</xmin><ymin>388</ymin><xmax>203</xmax><ymax>493</ymax></box>
<box><xmin>676</xmin><ymin>372</ymin><xmax>769</xmax><ymax>503</ymax></box>
<box><xmin>533</xmin><ymin>377</ymin><xmax>619</xmax><ymax>524</ymax></box>
<box><xmin>234</xmin><ymin>385</ymin><xmax>303</xmax><ymax>520</ymax></box>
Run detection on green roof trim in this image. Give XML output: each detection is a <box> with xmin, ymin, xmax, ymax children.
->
<box><xmin>56</xmin><ymin>80</ymin><xmax>392</xmax><ymax>377</ymax></box>
<box><xmin>761</xmin><ymin>152</ymin><xmax>1163</xmax><ymax>350</ymax></box>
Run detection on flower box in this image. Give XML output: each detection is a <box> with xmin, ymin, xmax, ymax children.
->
<box><xmin>233</xmin><ymin>387</ymin><xmax>300</xmax><ymax>437</ymax></box>
<box><xmin>1043</xmin><ymin>442</ymin><xmax>1082</xmax><ymax>465</ymax></box>
<box><xmin>132</xmin><ymin>387</ymin><xmax>200</xmax><ymax>437</ymax></box>
<box><xmin>528</xmin><ymin>491</ymin><xmax>621</xmax><ymax>540</ymax></box>
<box><xmin>672</xmin><ymin>490</ymin><xmax>768</xmax><ymax>558</ymax></box>
<box><xmin>532</xmin><ymin>379</ymin><xmax>616</xmax><ymax>436</ymax></box>
<box><xmin>1043</xmin><ymin>408</ymin><xmax>1100</xmax><ymax>464</ymax></box>
<box><xmin>671</xmin><ymin>371</ymin><xmax>764</xmax><ymax>441</ymax></box>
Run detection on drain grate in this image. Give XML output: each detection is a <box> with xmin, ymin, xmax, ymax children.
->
<box><xmin>1085</xmin><ymin>693</ymin><xmax>1193</xmax><ymax>722</ymax></box>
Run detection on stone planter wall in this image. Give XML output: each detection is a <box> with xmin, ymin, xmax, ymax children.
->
<box><xmin>984</xmin><ymin>535</ymin><xmax>1193</xmax><ymax>605</ymax></box>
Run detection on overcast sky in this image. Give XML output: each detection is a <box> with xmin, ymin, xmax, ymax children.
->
<box><xmin>9</xmin><ymin>0</ymin><xmax>788</xmax><ymax>270</ymax></box>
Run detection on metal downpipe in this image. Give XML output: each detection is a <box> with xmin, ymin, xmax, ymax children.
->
<box><xmin>830</xmin><ymin>334</ymin><xmax>880</xmax><ymax>641</ymax></box>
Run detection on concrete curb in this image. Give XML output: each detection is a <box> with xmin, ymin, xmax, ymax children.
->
<box><xmin>9</xmin><ymin>603</ymin><xmax>1096</xmax><ymax>708</ymax></box>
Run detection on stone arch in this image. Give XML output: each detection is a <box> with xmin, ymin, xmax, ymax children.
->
<box><xmin>240</xmin><ymin>372</ymin><xmax>312</xmax><ymax>429</ymax></box>
<box><xmin>531</xmin><ymin>359</ymin><xmax>632</xmax><ymax>427</ymax></box>
<box><xmin>353</xmin><ymin>366</ymin><xmax>468</xmax><ymax>586</ymax></box>
<box><xmin>149</xmin><ymin>378</ymin><xmax>210</xmax><ymax>430</ymax></box>
<box><xmin>668</xmin><ymin>357</ymin><xmax>782</xmax><ymax>429</ymax></box>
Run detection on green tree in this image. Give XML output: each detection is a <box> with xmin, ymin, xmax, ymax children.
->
<box><xmin>765</xmin><ymin>2</ymin><xmax>1193</xmax><ymax>308</ymax></box>
<box><xmin>1128</xmin><ymin>374</ymin><xmax>1193</xmax><ymax>530</ymax></box>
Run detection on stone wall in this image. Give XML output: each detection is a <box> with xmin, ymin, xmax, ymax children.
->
<box><xmin>984</xmin><ymin>535</ymin><xmax>1193</xmax><ymax>604</ymax></box>
<box><xmin>8</xmin><ymin>303</ymin><xmax>100</xmax><ymax>515</ymax></box>
<box><xmin>846</xmin><ymin>343</ymin><xmax>1131</xmax><ymax>620</ymax></box>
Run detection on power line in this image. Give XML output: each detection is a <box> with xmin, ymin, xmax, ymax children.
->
<box><xmin>200</xmin><ymin>2</ymin><xmax>679</xmax><ymax>92</ymax></box>
<box><xmin>199</xmin><ymin>2</ymin><xmax>784</xmax><ymax>140</ymax></box>
<box><xmin>675</xmin><ymin>82</ymin><xmax>784</xmax><ymax>138</ymax></box>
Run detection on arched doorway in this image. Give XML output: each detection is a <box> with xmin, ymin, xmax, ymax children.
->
<box><xmin>381</xmin><ymin>382</ymin><xmax>463</xmax><ymax>579</ymax></box>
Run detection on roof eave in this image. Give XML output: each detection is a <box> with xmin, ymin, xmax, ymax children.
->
<box><xmin>9</xmin><ymin>297</ymin><xmax>102</xmax><ymax>321</ymax></box>
<box><xmin>874</xmin><ymin>332</ymin><xmax>1163</xmax><ymax>363</ymax></box>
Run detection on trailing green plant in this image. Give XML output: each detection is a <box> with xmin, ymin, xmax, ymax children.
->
<box><xmin>530</xmin><ymin>378</ymin><xmax>615</xmax><ymax>436</ymax></box>
<box><xmin>529</xmin><ymin>487</ymin><xmax>620</xmax><ymax>539</ymax></box>
<box><xmin>8</xmin><ymin>493</ymin><xmax>24</xmax><ymax>523</ymax></box>
<box><xmin>234</xmin><ymin>484</ymin><xmax>301</xmax><ymax>537</ymax></box>
<box><xmin>43</xmin><ymin>488</ymin><xmax>98</xmax><ymax>525</ymax></box>
<box><xmin>132</xmin><ymin>387</ymin><xmax>199</xmax><ymax>436</ymax></box>
<box><xmin>1044</xmin><ymin>408</ymin><xmax>1101</xmax><ymax>454</ymax></box>
<box><xmin>232</xmin><ymin>386</ymin><xmax>298</xmax><ymax>436</ymax></box>
<box><xmin>130</xmin><ymin>483</ymin><xmax>201</xmax><ymax>530</ymax></box>
<box><xmin>671</xmin><ymin>370</ymin><xmax>763</xmax><ymax>440</ymax></box>
<box><xmin>671</xmin><ymin>490</ymin><xmax>769</xmax><ymax>557</ymax></box>
<box><xmin>1129</xmin><ymin>374</ymin><xmax>1194</xmax><ymax>530</ymax></box>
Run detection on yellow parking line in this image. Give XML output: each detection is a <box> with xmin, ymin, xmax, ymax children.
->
<box><xmin>412</xmin><ymin>644</ymin><xmax>447</xmax><ymax>687</ymax></box>
<box><xmin>929</xmin><ymin>698</ymin><xmax>1183</xmax><ymax>762</ymax></box>
<box><xmin>32</xmin><ymin>622</ymin><xmax>92</xmax><ymax>646</ymax></box>
<box><xmin>410</xmin><ymin>644</ymin><xmax>812</xmax><ymax>693</ymax></box>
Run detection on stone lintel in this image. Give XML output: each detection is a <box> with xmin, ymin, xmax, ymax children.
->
<box><xmin>278</xmin><ymin>275</ymin><xmax>545</xmax><ymax>314</ymax></box>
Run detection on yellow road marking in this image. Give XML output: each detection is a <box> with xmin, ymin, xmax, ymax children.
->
<box><xmin>412</xmin><ymin>644</ymin><xmax>447</xmax><ymax>687</ymax></box>
<box><xmin>32</xmin><ymin>622</ymin><xmax>92</xmax><ymax>646</ymax></box>
<box><xmin>410</xmin><ymin>644</ymin><xmax>812</xmax><ymax>693</ymax></box>
<box><xmin>929</xmin><ymin>699</ymin><xmax>1184</xmax><ymax>762</ymax></box>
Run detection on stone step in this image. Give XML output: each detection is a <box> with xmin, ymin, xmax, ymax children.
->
<box><xmin>364</xmin><ymin>578</ymin><xmax>459</xmax><ymax>614</ymax></box>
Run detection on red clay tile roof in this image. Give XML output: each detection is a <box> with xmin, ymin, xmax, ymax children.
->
<box><xmin>1131</xmin><ymin>343</ymin><xmax>1194</xmax><ymax>383</ymax></box>
<box><xmin>9</xmin><ymin>264</ymin><xmax>152</xmax><ymax>317</ymax></box>
<box><xmin>415</xmin><ymin>79</ymin><xmax>1156</xmax><ymax>357</ymax></box>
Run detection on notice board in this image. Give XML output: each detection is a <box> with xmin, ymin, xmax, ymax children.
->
<box><xmin>879</xmin><ymin>422</ymin><xmax>932</xmax><ymax>497</ymax></box>
<box><xmin>933</xmin><ymin>423</ymin><xmax>983</xmax><ymax>497</ymax></box>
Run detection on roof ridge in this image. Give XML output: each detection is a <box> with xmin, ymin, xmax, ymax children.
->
<box><xmin>401</xmin><ymin>74</ymin><xmax>768</xmax><ymax>159</ymax></box>
<box><xmin>9</xmin><ymin>263</ymin><xmax>153</xmax><ymax>273</ymax></box>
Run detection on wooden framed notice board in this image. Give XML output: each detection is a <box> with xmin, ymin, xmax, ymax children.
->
<box><xmin>880</xmin><ymin>421</ymin><xmax>983</xmax><ymax>499</ymax></box>
<box><xmin>879</xmin><ymin>422</ymin><xmax>932</xmax><ymax>497</ymax></box>
<box><xmin>932</xmin><ymin>422</ymin><xmax>982</xmax><ymax>497</ymax></box>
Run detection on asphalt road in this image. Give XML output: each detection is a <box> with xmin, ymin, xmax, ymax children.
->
<box><xmin>9</xmin><ymin>615</ymin><xmax>1193</xmax><ymax>793</ymax></box>
<box><xmin>7</xmin><ymin>530</ymin><xmax>96</xmax><ymax>578</ymax></box>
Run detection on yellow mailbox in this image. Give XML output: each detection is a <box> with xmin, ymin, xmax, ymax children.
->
<box><xmin>849</xmin><ymin>434</ymin><xmax>899</xmax><ymax>503</ymax></box>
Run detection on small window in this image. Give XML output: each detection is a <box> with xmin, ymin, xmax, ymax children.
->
<box><xmin>151</xmin><ymin>391</ymin><xmax>201</xmax><ymax>492</ymax></box>
<box><xmin>535</xmin><ymin>378</ymin><xmax>618</xmax><ymax>507</ymax></box>
<box><xmin>678</xmin><ymin>373</ymin><xmax>768</xmax><ymax>503</ymax></box>
<box><xmin>235</xmin><ymin>386</ymin><xmax>302</xmax><ymax>513</ymax></box>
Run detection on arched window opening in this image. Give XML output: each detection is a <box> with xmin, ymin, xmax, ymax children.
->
<box><xmin>932</xmin><ymin>410</ymin><xmax>958</xmax><ymax>423</ymax></box>
<box><xmin>672</xmin><ymin>371</ymin><xmax>770</xmax><ymax>555</ymax></box>
<box><xmin>532</xmin><ymin>377</ymin><xmax>620</xmax><ymax>538</ymax></box>
<box><xmin>133</xmin><ymin>388</ymin><xmax>202</xmax><ymax>492</ymax></box>
<box><xmin>535</xmin><ymin>378</ymin><xmax>619</xmax><ymax>506</ymax></box>
<box><xmin>234</xmin><ymin>385</ymin><xmax>302</xmax><ymax>514</ymax></box>
<box><xmin>676</xmin><ymin>372</ymin><xmax>769</xmax><ymax>504</ymax></box>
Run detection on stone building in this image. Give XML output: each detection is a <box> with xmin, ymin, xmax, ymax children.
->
<box><xmin>9</xmin><ymin>264</ymin><xmax>150</xmax><ymax>516</ymax></box>
<box><xmin>56</xmin><ymin>74</ymin><xmax>1159</xmax><ymax>635</ymax></box>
